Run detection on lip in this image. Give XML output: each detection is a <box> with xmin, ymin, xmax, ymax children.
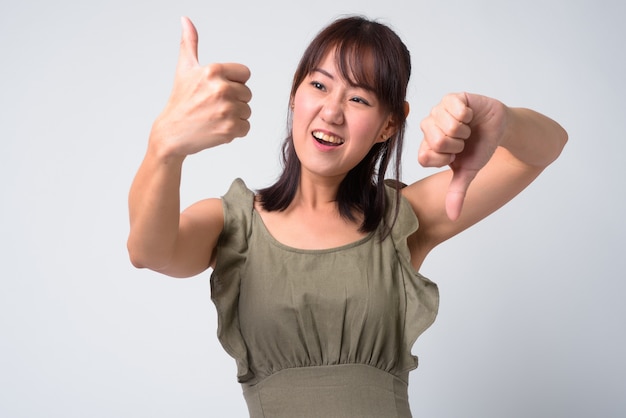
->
<box><xmin>311</xmin><ymin>129</ymin><xmax>344</xmax><ymax>151</ymax></box>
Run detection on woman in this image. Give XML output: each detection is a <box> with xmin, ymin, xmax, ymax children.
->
<box><xmin>127</xmin><ymin>16</ymin><xmax>567</xmax><ymax>417</ymax></box>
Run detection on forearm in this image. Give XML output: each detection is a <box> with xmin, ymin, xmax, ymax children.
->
<box><xmin>127</xmin><ymin>135</ymin><xmax>186</xmax><ymax>270</ymax></box>
<box><xmin>501</xmin><ymin>107</ymin><xmax>568</xmax><ymax>168</ymax></box>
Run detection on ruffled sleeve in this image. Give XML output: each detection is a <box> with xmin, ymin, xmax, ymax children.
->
<box><xmin>385</xmin><ymin>184</ymin><xmax>440</xmax><ymax>372</ymax></box>
<box><xmin>210</xmin><ymin>178</ymin><xmax>255</xmax><ymax>383</ymax></box>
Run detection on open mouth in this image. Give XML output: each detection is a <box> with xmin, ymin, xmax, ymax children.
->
<box><xmin>312</xmin><ymin>131</ymin><xmax>345</xmax><ymax>146</ymax></box>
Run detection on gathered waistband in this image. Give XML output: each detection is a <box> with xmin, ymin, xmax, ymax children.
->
<box><xmin>242</xmin><ymin>364</ymin><xmax>412</xmax><ymax>418</ymax></box>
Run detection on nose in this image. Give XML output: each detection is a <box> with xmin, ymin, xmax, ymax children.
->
<box><xmin>320</xmin><ymin>95</ymin><xmax>344</xmax><ymax>125</ymax></box>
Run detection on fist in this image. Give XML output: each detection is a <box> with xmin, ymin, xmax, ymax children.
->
<box><xmin>153</xmin><ymin>17</ymin><xmax>252</xmax><ymax>156</ymax></box>
<box><xmin>419</xmin><ymin>92</ymin><xmax>507</xmax><ymax>220</ymax></box>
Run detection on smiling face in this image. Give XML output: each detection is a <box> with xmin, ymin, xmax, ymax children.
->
<box><xmin>258</xmin><ymin>17</ymin><xmax>412</xmax><ymax>230</ymax></box>
<box><xmin>291</xmin><ymin>51</ymin><xmax>395</xmax><ymax>181</ymax></box>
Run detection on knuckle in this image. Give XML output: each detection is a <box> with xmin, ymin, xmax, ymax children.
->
<box><xmin>204</xmin><ymin>63</ymin><xmax>223</xmax><ymax>78</ymax></box>
<box><xmin>243</xmin><ymin>104</ymin><xmax>252</xmax><ymax>119</ymax></box>
<box><xmin>430</xmin><ymin>133</ymin><xmax>449</xmax><ymax>151</ymax></box>
<box><xmin>212</xmin><ymin>84</ymin><xmax>228</xmax><ymax>100</ymax></box>
<box><xmin>240</xmin><ymin>65</ymin><xmax>252</xmax><ymax>81</ymax></box>
<box><xmin>418</xmin><ymin>144</ymin><xmax>450</xmax><ymax>168</ymax></box>
<box><xmin>417</xmin><ymin>149</ymin><xmax>429</xmax><ymax>166</ymax></box>
<box><xmin>417</xmin><ymin>146</ymin><xmax>434</xmax><ymax>166</ymax></box>
<box><xmin>444</xmin><ymin>121</ymin><xmax>462</xmax><ymax>138</ymax></box>
<box><xmin>444</xmin><ymin>118</ymin><xmax>458</xmax><ymax>133</ymax></box>
<box><xmin>223</xmin><ymin>118</ymin><xmax>239</xmax><ymax>134</ymax></box>
<box><xmin>239</xmin><ymin>120</ymin><xmax>251</xmax><ymax>137</ymax></box>
<box><xmin>243</xmin><ymin>87</ymin><xmax>253</xmax><ymax>102</ymax></box>
<box><xmin>210</xmin><ymin>81</ymin><xmax>234</xmax><ymax>102</ymax></box>
<box><xmin>459</xmin><ymin>106</ymin><xmax>471</xmax><ymax>121</ymax></box>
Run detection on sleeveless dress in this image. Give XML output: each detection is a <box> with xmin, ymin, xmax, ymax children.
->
<box><xmin>210</xmin><ymin>179</ymin><xmax>439</xmax><ymax>417</ymax></box>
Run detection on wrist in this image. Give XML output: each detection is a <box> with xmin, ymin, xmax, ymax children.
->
<box><xmin>499</xmin><ymin>105</ymin><xmax>516</xmax><ymax>149</ymax></box>
<box><xmin>147</xmin><ymin>118</ymin><xmax>188</xmax><ymax>165</ymax></box>
<box><xmin>499</xmin><ymin>107</ymin><xmax>568</xmax><ymax>168</ymax></box>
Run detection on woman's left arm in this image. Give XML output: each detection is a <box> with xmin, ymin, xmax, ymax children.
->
<box><xmin>402</xmin><ymin>93</ymin><xmax>568</xmax><ymax>264</ymax></box>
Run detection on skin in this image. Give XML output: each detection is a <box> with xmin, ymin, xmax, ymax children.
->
<box><xmin>253</xmin><ymin>54</ymin><xmax>398</xmax><ymax>251</ymax></box>
<box><xmin>127</xmin><ymin>17</ymin><xmax>568</xmax><ymax>278</ymax></box>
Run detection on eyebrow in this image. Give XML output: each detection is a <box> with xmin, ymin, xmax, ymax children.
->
<box><xmin>311</xmin><ymin>66</ymin><xmax>376</xmax><ymax>94</ymax></box>
<box><xmin>311</xmin><ymin>68</ymin><xmax>334</xmax><ymax>79</ymax></box>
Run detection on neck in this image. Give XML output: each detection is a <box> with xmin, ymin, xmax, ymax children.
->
<box><xmin>292</xmin><ymin>170</ymin><xmax>345</xmax><ymax>211</ymax></box>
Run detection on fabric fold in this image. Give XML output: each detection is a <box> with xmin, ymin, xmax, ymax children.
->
<box><xmin>210</xmin><ymin>178</ymin><xmax>255</xmax><ymax>383</ymax></box>
<box><xmin>210</xmin><ymin>178</ymin><xmax>440</xmax><ymax>411</ymax></box>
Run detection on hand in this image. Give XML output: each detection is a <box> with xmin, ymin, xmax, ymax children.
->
<box><xmin>152</xmin><ymin>17</ymin><xmax>252</xmax><ymax>156</ymax></box>
<box><xmin>419</xmin><ymin>93</ymin><xmax>508</xmax><ymax>221</ymax></box>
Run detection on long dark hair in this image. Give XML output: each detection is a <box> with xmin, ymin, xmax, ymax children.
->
<box><xmin>258</xmin><ymin>16</ymin><xmax>411</xmax><ymax>236</ymax></box>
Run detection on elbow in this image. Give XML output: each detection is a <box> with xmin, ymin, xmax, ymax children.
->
<box><xmin>534</xmin><ymin>120</ymin><xmax>568</xmax><ymax>168</ymax></box>
<box><xmin>549</xmin><ymin>123</ymin><xmax>569</xmax><ymax>165</ymax></box>
<box><xmin>128</xmin><ymin>250</ymin><xmax>147</xmax><ymax>270</ymax></box>
<box><xmin>127</xmin><ymin>240</ymin><xmax>148</xmax><ymax>269</ymax></box>
<box><xmin>126</xmin><ymin>237</ymin><xmax>168</xmax><ymax>271</ymax></box>
<box><xmin>556</xmin><ymin>122</ymin><xmax>569</xmax><ymax>151</ymax></box>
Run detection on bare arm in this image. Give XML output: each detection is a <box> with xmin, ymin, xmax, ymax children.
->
<box><xmin>402</xmin><ymin>93</ymin><xmax>567</xmax><ymax>268</ymax></box>
<box><xmin>127</xmin><ymin>135</ymin><xmax>224</xmax><ymax>278</ymax></box>
<box><xmin>127</xmin><ymin>141</ymin><xmax>185</xmax><ymax>273</ymax></box>
<box><xmin>126</xmin><ymin>17</ymin><xmax>251</xmax><ymax>277</ymax></box>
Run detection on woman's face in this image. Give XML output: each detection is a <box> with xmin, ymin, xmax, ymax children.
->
<box><xmin>291</xmin><ymin>51</ymin><xmax>394</xmax><ymax>181</ymax></box>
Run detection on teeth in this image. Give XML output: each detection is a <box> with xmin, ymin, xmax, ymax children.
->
<box><xmin>312</xmin><ymin>131</ymin><xmax>344</xmax><ymax>145</ymax></box>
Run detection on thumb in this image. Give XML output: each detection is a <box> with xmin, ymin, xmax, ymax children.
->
<box><xmin>445</xmin><ymin>167</ymin><xmax>478</xmax><ymax>221</ymax></box>
<box><xmin>177</xmin><ymin>16</ymin><xmax>199</xmax><ymax>69</ymax></box>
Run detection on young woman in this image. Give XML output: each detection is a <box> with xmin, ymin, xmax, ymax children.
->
<box><xmin>127</xmin><ymin>16</ymin><xmax>567</xmax><ymax>417</ymax></box>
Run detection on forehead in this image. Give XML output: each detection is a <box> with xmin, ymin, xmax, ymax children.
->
<box><xmin>312</xmin><ymin>46</ymin><xmax>377</xmax><ymax>90</ymax></box>
<box><xmin>314</xmin><ymin>52</ymin><xmax>339</xmax><ymax>75</ymax></box>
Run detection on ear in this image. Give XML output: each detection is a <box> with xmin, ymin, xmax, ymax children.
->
<box><xmin>377</xmin><ymin>101</ymin><xmax>409</xmax><ymax>143</ymax></box>
<box><xmin>376</xmin><ymin>117</ymin><xmax>396</xmax><ymax>143</ymax></box>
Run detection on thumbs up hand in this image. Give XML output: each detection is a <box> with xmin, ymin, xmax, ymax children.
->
<box><xmin>152</xmin><ymin>17</ymin><xmax>252</xmax><ymax>156</ymax></box>
<box><xmin>418</xmin><ymin>93</ymin><xmax>507</xmax><ymax>221</ymax></box>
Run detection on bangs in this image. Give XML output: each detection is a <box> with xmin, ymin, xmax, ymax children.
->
<box><xmin>334</xmin><ymin>36</ymin><xmax>401</xmax><ymax>112</ymax></box>
<box><xmin>265</xmin><ymin>16</ymin><xmax>411</xmax><ymax>235</ymax></box>
<box><xmin>291</xmin><ymin>17</ymin><xmax>409</xmax><ymax>113</ymax></box>
<box><xmin>310</xmin><ymin>39</ymin><xmax>390</xmax><ymax>108</ymax></box>
<box><xmin>334</xmin><ymin>40</ymin><xmax>378</xmax><ymax>92</ymax></box>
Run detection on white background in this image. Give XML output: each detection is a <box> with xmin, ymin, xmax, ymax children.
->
<box><xmin>1</xmin><ymin>0</ymin><xmax>624</xmax><ymax>417</ymax></box>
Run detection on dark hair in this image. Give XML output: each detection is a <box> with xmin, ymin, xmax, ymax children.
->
<box><xmin>258</xmin><ymin>15</ymin><xmax>411</xmax><ymax>236</ymax></box>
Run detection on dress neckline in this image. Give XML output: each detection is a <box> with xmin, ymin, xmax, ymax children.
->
<box><xmin>251</xmin><ymin>209</ymin><xmax>377</xmax><ymax>254</ymax></box>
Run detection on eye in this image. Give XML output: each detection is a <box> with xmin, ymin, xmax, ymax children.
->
<box><xmin>350</xmin><ymin>96</ymin><xmax>371</xmax><ymax>106</ymax></box>
<box><xmin>310</xmin><ymin>81</ymin><xmax>326</xmax><ymax>91</ymax></box>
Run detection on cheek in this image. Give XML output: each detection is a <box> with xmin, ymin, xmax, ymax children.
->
<box><xmin>293</xmin><ymin>92</ymin><xmax>313</xmax><ymax>116</ymax></box>
<box><xmin>291</xmin><ymin>96</ymin><xmax>315</xmax><ymax>136</ymax></box>
<box><xmin>291</xmin><ymin>112</ymin><xmax>307</xmax><ymax>142</ymax></box>
<box><xmin>352</xmin><ymin>120</ymin><xmax>383</xmax><ymax>147</ymax></box>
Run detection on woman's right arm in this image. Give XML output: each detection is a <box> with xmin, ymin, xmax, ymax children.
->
<box><xmin>127</xmin><ymin>136</ymin><xmax>226</xmax><ymax>278</ymax></box>
<box><xmin>127</xmin><ymin>17</ymin><xmax>252</xmax><ymax>278</ymax></box>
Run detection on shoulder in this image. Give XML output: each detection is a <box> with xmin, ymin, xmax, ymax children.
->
<box><xmin>220</xmin><ymin>178</ymin><xmax>255</xmax><ymax>226</ymax></box>
<box><xmin>383</xmin><ymin>180</ymin><xmax>420</xmax><ymax>244</ymax></box>
<box><xmin>182</xmin><ymin>178</ymin><xmax>253</xmax><ymax>271</ymax></box>
<box><xmin>222</xmin><ymin>178</ymin><xmax>255</xmax><ymax>203</ymax></box>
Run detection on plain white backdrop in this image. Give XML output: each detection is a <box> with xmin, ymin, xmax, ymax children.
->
<box><xmin>1</xmin><ymin>0</ymin><xmax>624</xmax><ymax>417</ymax></box>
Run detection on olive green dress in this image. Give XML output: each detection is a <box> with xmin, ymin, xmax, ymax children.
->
<box><xmin>210</xmin><ymin>179</ymin><xmax>439</xmax><ymax>417</ymax></box>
